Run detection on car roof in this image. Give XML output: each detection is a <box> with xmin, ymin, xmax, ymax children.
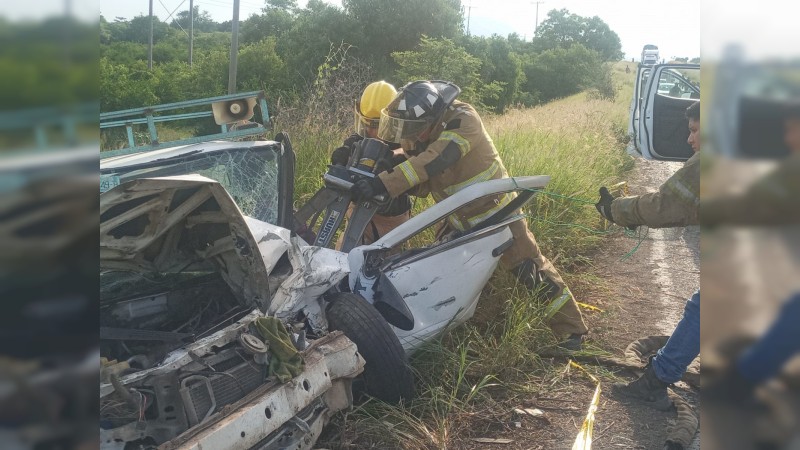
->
<box><xmin>100</xmin><ymin>139</ymin><xmax>278</xmax><ymax>170</ymax></box>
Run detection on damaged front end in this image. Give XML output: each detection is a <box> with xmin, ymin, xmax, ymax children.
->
<box><xmin>100</xmin><ymin>175</ymin><xmax>358</xmax><ymax>449</ymax></box>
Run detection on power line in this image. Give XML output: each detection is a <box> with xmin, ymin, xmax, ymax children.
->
<box><xmin>158</xmin><ymin>0</ymin><xmax>189</xmax><ymax>36</ymax></box>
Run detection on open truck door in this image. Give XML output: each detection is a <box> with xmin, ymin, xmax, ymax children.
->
<box><xmin>628</xmin><ymin>65</ymin><xmax>652</xmax><ymax>156</ymax></box>
<box><xmin>638</xmin><ymin>63</ymin><xmax>700</xmax><ymax>161</ymax></box>
<box><xmin>629</xmin><ymin>63</ymin><xmax>700</xmax><ymax>161</ymax></box>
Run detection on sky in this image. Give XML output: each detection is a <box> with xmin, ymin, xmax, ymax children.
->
<box><xmin>3</xmin><ymin>0</ymin><xmax>799</xmax><ymax>61</ymax></box>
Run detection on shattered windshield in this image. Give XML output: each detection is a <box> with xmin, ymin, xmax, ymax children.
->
<box><xmin>101</xmin><ymin>145</ymin><xmax>281</xmax><ymax>224</ymax></box>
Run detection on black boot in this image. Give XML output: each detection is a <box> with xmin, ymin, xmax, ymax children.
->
<box><xmin>557</xmin><ymin>333</ymin><xmax>585</xmax><ymax>352</ymax></box>
<box><xmin>612</xmin><ymin>362</ymin><xmax>672</xmax><ymax>411</ymax></box>
<box><xmin>511</xmin><ymin>258</ymin><xmax>542</xmax><ymax>291</ymax></box>
<box><xmin>701</xmin><ymin>365</ymin><xmax>756</xmax><ymax>406</ymax></box>
<box><xmin>511</xmin><ymin>259</ymin><xmax>560</xmax><ymax>299</ymax></box>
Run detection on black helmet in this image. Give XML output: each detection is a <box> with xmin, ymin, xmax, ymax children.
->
<box><xmin>377</xmin><ymin>80</ymin><xmax>460</xmax><ymax>143</ymax></box>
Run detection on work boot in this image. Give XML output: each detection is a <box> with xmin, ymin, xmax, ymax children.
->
<box><xmin>612</xmin><ymin>362</ymin><xmax>673</xmax><ymax>411</ymax></box>
<box><xmin>557</xmin><ymin>333</ymin><xmax>585</xmax><ymax>352</ymax></box>
<box><xmin>511</xmin><ymin>259</ymin><xmax>560</xmax><ymax>299</ymax></box>
<box><xmin>701</xmin><ymin>365</ymin><xmax>756</xmax><ymax>406</ymax></box>
<box><xmin>510</xmin><ymin>258</ymin><xmax>542</xmax><ymax>291</ymax></box>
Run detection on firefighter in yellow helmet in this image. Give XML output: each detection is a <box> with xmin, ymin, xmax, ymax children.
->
<box><xmin>330</xmin><ymin>81</ymin><xmax>412</xmax><ymax>246</ymax></box>
<box><xmin>351</xmin><ymin>80</ymin><xmax>589</xmax><ymax>350</ymax></box>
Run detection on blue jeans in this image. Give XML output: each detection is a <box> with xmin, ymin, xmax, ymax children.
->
<box><xmin>652</xmin><ymin>290</ymin><xmax>700</xmax><ymax>384</ymax></box>
<box><xmin>736</xmin><ymin>292</ymin><xmax>800</xmax><ymax>384</ymax></box>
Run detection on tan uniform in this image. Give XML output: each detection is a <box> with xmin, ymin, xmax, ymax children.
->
<box><xmin>611</xmin><ymin>152</ymin><xmax>701</xmax><ymax>228</ymax></box>
<box><xmin>378</xmin><ymin>101</ymin><xmax>588</xmax><ymax>336</ymax></box>
<box><xmin>701</xmin><ymin>153</ymin><xmax>800</xmax><ymax>226</ymax></box>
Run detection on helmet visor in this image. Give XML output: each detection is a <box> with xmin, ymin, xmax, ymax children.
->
<box><xmin>354</xmin><ymin>101</ymin><xmax>381</xmax><ymax>137</ymax></box>
<box><xmin>377</xmin><ymin>109</ymin><xmax>431</xmax><ymax>143</ymax></box>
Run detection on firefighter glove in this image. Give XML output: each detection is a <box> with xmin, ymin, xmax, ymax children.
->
<box><xmin>343</xmin><ymin>133</ymin><xmax>363</xmax><ymax>148</ymax></box>
<box><xmin>351</xmin><ymin>177</ymin><xmax>387</xmax><ymax>201</ymax></box>
<box><xmin>331</xmin><ymin>146</ymin><xmax>352</xmax><ymax>166</ymax></box>
<box><xmin>595</xmin><ymin>186</ymin><xmax>616</xmax><ymax>222</ymax></box>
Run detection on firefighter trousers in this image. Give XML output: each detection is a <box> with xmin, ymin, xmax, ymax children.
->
<box><xmin>501</xmin><ymin>219</ymin><xmax>589</xmax><ymax>337</ymax></box>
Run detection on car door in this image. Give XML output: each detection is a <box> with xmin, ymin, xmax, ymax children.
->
<box><xmin>628</xmin><ymin>65</ymin><xmax>652</xmax><ymax>155</ymax></box>
<box><xmin>639</xmin><ymin>63</ymin><xmax>700</xmax><ymax>161</ymax></box>
<box><xmin>347</xmin><ymin>176</ymin><xmax>548</xmax><ymax>353</ymax></box>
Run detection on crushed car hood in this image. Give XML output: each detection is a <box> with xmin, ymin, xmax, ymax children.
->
<box><xmin>100</xmin><ymin>175</ymin><xmax>284</xmax><ymax>312</ymax></box>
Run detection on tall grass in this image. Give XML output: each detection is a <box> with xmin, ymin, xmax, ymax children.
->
<box><xmin>308</xmin><ymin>63</ymin><xmax>638</xmax><ymax>448</ymax></box>
<box><xmin>487</xmin><ymin>94</ymin><xmax>633</xmax><ymax>267</ymax></box>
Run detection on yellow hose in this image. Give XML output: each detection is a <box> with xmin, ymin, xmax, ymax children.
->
<box><xmin>570</xmin><ymin>360</ymin><xmax>602</xmax><ymax>450</ymax></box>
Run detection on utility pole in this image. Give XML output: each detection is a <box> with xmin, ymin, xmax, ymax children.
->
<box><xmin>189</xmin><ymin>0</ymin><xmax>194</xmax><ymax>67</ymax></box>
<box><xmin>63</xmin><ymin>0</ymin><xmax>72</xmax><ymax>66</ymax></box>
<box><xmin>148</xmin><ymin>0</ymin><xmax>154</xmax><ymax>70</ymax></box>
<box><xmin>532</xmin><ymin>1</ymin><xmax>544</xmax><ymax>35</ymax></box>
<box><xmin>228</xmin><ymin>0</ymin><xmax>240</xmax><ymax>94</ymax></box>
<box><xmin>466</xmin><ymin>2</ymin><xmax>477</xmax><ymax>36</ymax></box>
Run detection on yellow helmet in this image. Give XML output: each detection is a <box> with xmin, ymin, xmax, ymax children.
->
<box><xmin>355</xmin><ymin>81</ymin><xmax>397</xmax><ymax>136</ymax></box>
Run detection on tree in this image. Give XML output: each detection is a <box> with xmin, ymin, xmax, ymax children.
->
<box><xmin>240</xmin><ymin>9</ymin><xmax>294</xmax><ymax>44</ymax></box>
<box><xmin>279</xmin><ymin>1</ymin><xmax>360</xmax><ymax>80</ymax></box>
<box><xmin>533</xmin><ymin>9</ymin><xmax>622</xmax><ymax>61</ymax></box>
<box><xmin>690</xmin><ymin>57</ymin><xmax>700</xmax><ymax>63</ymax></box>
<box><xmin>101</xmin><ymin>41</ymin><xmax>148</xmax><ymax>65</ymax></box>
<box><xmin>100</xmin><ymin>15</ymin><xmax>112</xmax><ymax>44</ymax></box>
<box><xmin>342</xmin><ymin>0</ymin><xmax>464</xmax><ymax>78</ymax></box>
<box><xmin>103</xmin><ymin>17</ymin><xmax>132</xmax><ymax>42</ymax></box>
<box><xmin>392</xmin><ymin>36</ymin><xmax>503</xmax><ymax>111</ymax></box>
<box><xmin>522</xmin><ymin>44</ymin><xmax>601</xmax><ymax>103</ymax></box>
<box><xmin>265</xmin><ymin>0</ymin><xmax>297</xmax><ymax>11</ymax></box>
<box><xmin>461</xmin><ymin>34</ymin><xmax>524</xmax><ymax>113</ymax></box>
<box><xmin>100</xmin><ymin>57</ymin><xmax>159</xmax><ymax>111</ymax></box>
<box><xmin>123</xmin><ymin>15</ymin><xmax>170</xmax><ymax>44</ymax></box>
<box><xmin>172</xmin><ymin>7</ymin><xmax>218</xmax><ymax>33</ymax></box>
<box><xmin>236</xmin><ymin>38</ymin><xmax>289</xmax><ymax>93</ymax></box>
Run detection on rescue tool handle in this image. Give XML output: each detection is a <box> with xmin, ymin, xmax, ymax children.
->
<box><xmin>323</xmin><ymin>172</ymin><xmax>353</xmax><ymax>190</ymax></box>
<box><xmin>322</xmin><ymin>173</ymin><xmax>388</xmax><ymax>203</ymax></box>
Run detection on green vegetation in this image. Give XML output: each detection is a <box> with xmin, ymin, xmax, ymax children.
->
<box><xmin>0</xmin><ymin>17</ymin><xmax>97</xmax><ymax>109</ymax></box>
<box><xmin>100</xmin><ymin>1</ymin><xmax>624</xmax><ymax>115</ymax></box>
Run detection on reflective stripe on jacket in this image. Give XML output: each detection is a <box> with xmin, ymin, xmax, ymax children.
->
<box><xmin>379</xmin><ymin>101</ymin><xmax>512</xmax><ymax>230</ymax></box>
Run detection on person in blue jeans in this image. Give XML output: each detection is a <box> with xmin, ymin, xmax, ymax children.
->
<box><xmin>725</xmin><ymin>293</ymin><xmax>800</xmax><ymax>394</ymax></box>
<box><xmin>702</xmin><ymin>101</ymin><xmax>800</xmax><ymax>399</ymax></box>
<box><xmin>595</xmin><ymin>101</ymin><xmax>701</xmax><ymax>411</ymax></box>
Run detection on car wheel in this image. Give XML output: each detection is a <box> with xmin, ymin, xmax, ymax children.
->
<box><xmin>325</xmin><ymin>292</ymin><xmax>415</xmax><ymax>403</ymax></box>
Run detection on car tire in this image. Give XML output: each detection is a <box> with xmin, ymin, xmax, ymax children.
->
<box><xmin>325</xmin><ymin>292</ymin><xmax>415</xmax><ymax>403</ymax></box>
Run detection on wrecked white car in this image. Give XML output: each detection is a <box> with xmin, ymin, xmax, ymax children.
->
<box><xmin>100</xmin><ymin>92</ymin><xmax>379</xmax><ymax>450</ymax></box>
<box><xmin>100</xmin><ymin>138</ymin><xmax>368</xmax><ymax>449</ymax></box>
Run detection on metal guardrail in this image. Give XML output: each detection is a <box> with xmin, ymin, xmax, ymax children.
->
<box><xmin>100</xmin><ymin>90</ymin><xmax>270</xmax><ymax>159</ymax></box>
<box><xmin>0</xmin><ymin>103</ymin><xmax>98</xmax><ymax>150</ymax></box>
